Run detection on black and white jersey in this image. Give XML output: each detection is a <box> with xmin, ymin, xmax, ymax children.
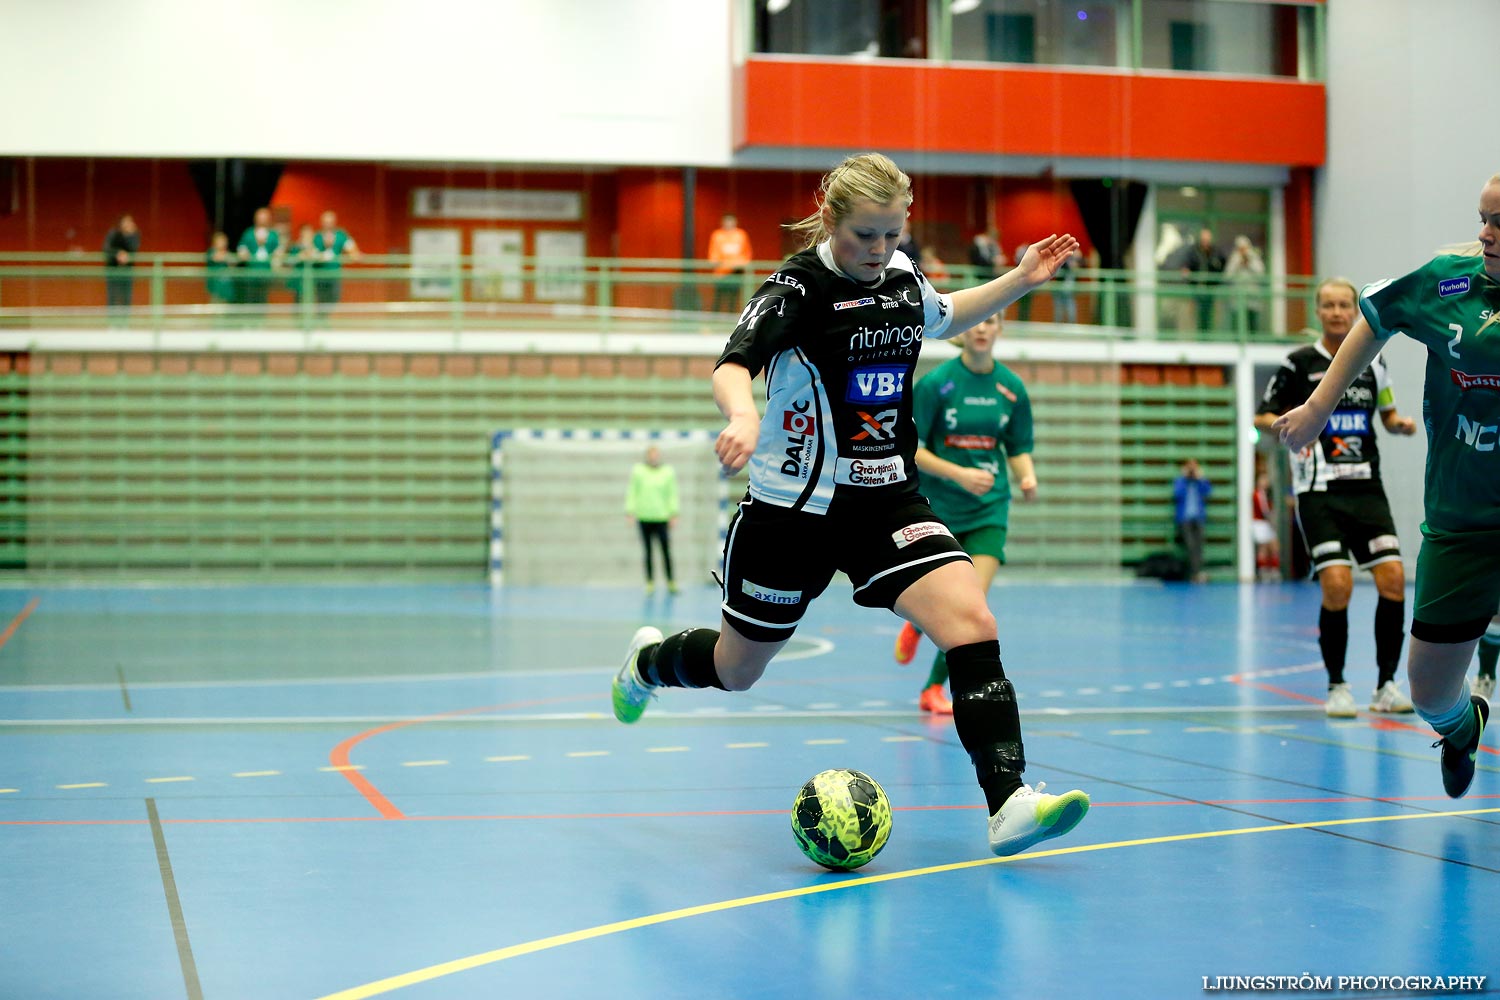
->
<box><xmin>1257</xmin><ymin>341</ymin><xmax>1396</xmax><ymax>495</ymax></box>
<box><xmin>716</xmin><ymin>244</ymin><xmax>956</xmax><ymax>515</ymax></box>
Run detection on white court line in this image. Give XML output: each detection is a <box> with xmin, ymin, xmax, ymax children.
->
<box><xmin>0</xmin><ymin>637</ymin><xmax>839</xmax><ymax>694</ymax></box>
<box><xmin>0</xmin><ymin>704</ymin><xmax>1334</xmax><ymax>727</ymax></box>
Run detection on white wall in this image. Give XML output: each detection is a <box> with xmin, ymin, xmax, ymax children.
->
<box><xmin>0</xmin><ymin>0</ymin><xmax>734</xmax><ymax>165</ymax></box>
<box><xmin>1318</xmin><ymin>0</ymin><xmax>1500</xmax><ymax>572</ymax></box>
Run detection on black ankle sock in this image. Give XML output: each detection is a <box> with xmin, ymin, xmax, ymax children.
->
<box><xmin>947</xmin><ymin>640</ymin><xmax>1026</xmax><ymax>814</ymax></box>
<box><xmin>1480</xmin><ymin>633</ymin><xmax>1500</xmax><ymax>679</ymax></box>
<box><xmin>1374</xmin><ymin>597</ymin><xmax>1405</xmax><ymax>687</ymax></box>
<box><xmin>638</xmin><ymin>628</ymin><xmax>725</xmax><ymax>690</ymax></box>
<box><xmin>1319</xmin><ymin>606</ymin><xmax>1348</xmax><ymax>686</ymax></box>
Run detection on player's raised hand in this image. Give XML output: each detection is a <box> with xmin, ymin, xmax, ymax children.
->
<box><xmin>715</xmin><ymin>414</ymin><xmax>758</xmax><ymax>473</ymax></box>
<box><xmin>1017</xmin><ymin>234</ymin><xmax>1080</xmax><ymax>286</ymax></box>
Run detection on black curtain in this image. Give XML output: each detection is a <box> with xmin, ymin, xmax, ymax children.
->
<box><xmin>1069</xmin><ymin>178</ymin><xmax>1148</xmax><ymax>326</ymax></box>
<box><xmin>188</xmin><ymin>159</ymin><xmax>284</xmax><ymax>241</ymax></box>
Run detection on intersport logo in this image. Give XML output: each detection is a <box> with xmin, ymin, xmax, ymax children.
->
<box><xmin>1451</xmin><ymin>369</ymin><xmax>1500</xmax><ymax>392</ymax></box>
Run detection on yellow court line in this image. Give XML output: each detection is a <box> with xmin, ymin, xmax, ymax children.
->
<box><xmin>233</xmin><ymin>771</ymin><xmax>281</xmax><ymax>778</ymax></box>
<box><xmin>314</xmin><ymin>806</ymin><xmax>1500</xmax><ymax>1000</ymax></box>
<box><xmin>145</xmin><ymin>776</ymin><xmax>195</xmax><ymax>784</ymax></box>
<box><xmin>646</xmin><ymin>747</ymin><xmax>691</xmax><ymax>754</ymax></box>
<box><xmin>56</xmin><ymin>782</ymin><xmax>106</xmax><ymax>790</ymax></box>
<box><xmin>401</xmin><ymin>761</ymin><xmax>449</xmax><ymax>768</ymax></box>
<box><xmin>485</xmin><ymin>756</ymin><xmax>530</xmax><ymax>763</ymax></box>
<box><xmin>725</xmin><ymin>742</ymin><xmax>767</xmax><ymax>749</ymax></box>
<box><xmin>321</xmin><ymin>765</ymin><xmax>365</xmax><ymax>773</ymax></box>
<box><xmin>0</xmin><ymin>788</ymin><xmax>17</xmax><ymax>794</ymax></box>
<box><xmin>804</xmin><ymin>738</ymin><xmax>847</xmax><ymax>745</ymax></box>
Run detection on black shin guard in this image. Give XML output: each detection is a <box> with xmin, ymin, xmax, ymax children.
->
<box><xmin>1374</xmin><ymin>597</ymin><xmax>1405</xmax><ymax>687</ymax></box>
<box><xmin>1319</xmin><ymin>606</ymin><xmax>1348</xmax><ymax>686</ymax></box>
<box><xmin>639</xmin><ymin>628</ymin><xmax>725</xmax><ymax>690</ymax></box>
<box><xmin>947</xmin><ymin>640</ymin><xmax>1025</xmax><ymax>813</ymax></box>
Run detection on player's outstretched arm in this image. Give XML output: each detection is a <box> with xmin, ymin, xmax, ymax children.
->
<box><xmin>947</xmin><ymin>234</ymin><xmax>1080</xmax><ymax>332</ymax></box>
<box><xmin>1274</xmin><ymin>318</ymin><xmax>1383</xmax><ymax>450</ymax></box>
<box><xmin>713</xmin><ymin>363</ymin><xmax>759</xmax><ymax>473</ymax></box>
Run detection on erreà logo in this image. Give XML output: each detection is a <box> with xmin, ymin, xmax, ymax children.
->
<box><xmin>1439</xmin><ymin>276</ymin><xmax>1471</xmax><ymax>298</ymax></box>
<box><xmin>1450</xmin><ymin>368</ymin><xmax>1500</xmax><ymax>392</ymax></box>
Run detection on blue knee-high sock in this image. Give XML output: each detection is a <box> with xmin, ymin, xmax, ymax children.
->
<box><xmin>1423</xmin><ymin>687</ymin><xmax>1479</xmax><ymax>745</ymax></box>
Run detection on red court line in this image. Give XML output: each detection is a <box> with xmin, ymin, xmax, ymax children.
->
<box><xmin>1228</xmin><ymin>674</ymin><xmax>1324</xmax><ymax>705</ymax></box>
<box><xmin>9</xmin><ymin>793</ymin><xmax>1499</xmax><ymax>827</ymax></box>
<box><xmin>1232</xmin><ymin>673</ymin><xmax>1500</xmax><ymax>756</ymax></box>
<box><xmin>0</xmin><ymin>596</ymin><xmax>40</xmax><ymax>653</ymax></box>
<box><xmin>327</xmin><ymin>693</ymin><xmax>599</xmax><ymax>819</ymax></box>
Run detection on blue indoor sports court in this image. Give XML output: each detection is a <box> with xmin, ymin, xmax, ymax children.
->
<box><xmin>2</xmin><ymin>581</ymin><xmax>1495</xmax><ymax>998</ymax></box>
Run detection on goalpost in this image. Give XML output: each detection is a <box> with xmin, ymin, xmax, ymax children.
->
<box><xmin>489</xmin><ymin>429</ymin><xmax>729</xmax><ymax>587</ymax></box>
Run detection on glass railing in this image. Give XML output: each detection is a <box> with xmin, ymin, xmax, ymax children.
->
<box><xmin>0</xmin><ymin>252</ymin><xmax>1319</xmax><ymax>344</ymax></box>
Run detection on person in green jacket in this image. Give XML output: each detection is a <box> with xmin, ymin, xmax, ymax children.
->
<box><xmin>626</xmin><ymin>445</ymin><xmax>680</xmax><ymax>595</ymax></box>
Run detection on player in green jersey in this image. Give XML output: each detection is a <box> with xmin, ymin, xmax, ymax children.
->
<box><xmin>1276</xmin><ymin>172</ymin><xmax>1500</xmax><ymax>798</ymax></box>
<box><xmin>893</xmin><ymin>314</ymin><xmax>1036</xmax><ymax>713</ymax></box>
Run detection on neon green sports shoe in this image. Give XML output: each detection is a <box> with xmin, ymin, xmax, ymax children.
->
<box><xmin>987</xmin><ymin>782</ymin><xmax>1090</xmax><ymax>857</ymax></box>
<box><xmin>612</xmin><ymin>626</ymin><xmax>663</xmax><ymax>724</ymax></box>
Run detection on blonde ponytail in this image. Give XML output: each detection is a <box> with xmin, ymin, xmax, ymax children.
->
<box><xmin>785</xmin><ymin>153</ymin><xmax>913</xmax><ymax>250</ymax></box>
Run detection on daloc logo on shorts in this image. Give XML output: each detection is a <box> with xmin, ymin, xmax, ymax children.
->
<box><xmin>1438</xmin><ymin>276</ymin><xmax>1471</xmax><ymax>298</ymax></box>
<box><xmin>846</xmin><ymin>366</ymin><xmax>906</xmax><ymax>403</ymax></box>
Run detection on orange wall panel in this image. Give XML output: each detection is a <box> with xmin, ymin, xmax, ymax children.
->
<box><xmin>743</xmin><ymin>60</ymin><xmax>1326</xmax><ymax>167</ymax></box>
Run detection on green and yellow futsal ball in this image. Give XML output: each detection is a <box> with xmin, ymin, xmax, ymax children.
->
<box><xmin>791</xmin><ymin>768</ymin><xmax>892</xmax><ymax>871</ymax></box>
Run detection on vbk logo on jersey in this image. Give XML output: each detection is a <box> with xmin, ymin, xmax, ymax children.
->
<box><xmin>1326</xmin><ymin>411</ymin><xmax>1369</xmax><ymax>434</ymax></box>
<box><xmin>1439</xmin><ymin>276</ymin><xmax>1472</xmax><ymax>298</ymax></box>
<box><xmin>846</xmin><ymin>366</ymin><xmax>906</xmax><ymax>403</ymax></box>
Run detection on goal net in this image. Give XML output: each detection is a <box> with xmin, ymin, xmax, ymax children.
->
<box><xmin>490</xmin><ymin>429</ymin><xmax>728</xmax><ymax>586</ymax></box>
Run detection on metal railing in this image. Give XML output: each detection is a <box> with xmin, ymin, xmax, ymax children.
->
<box><xmin>0</xmin><ymin>252</ymin><xmax>1318</xmax><ymax>344</ymax></box>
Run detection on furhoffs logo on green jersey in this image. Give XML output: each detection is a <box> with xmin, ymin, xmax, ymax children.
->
<box><xmin>1438</xmin><ymin>276</ymin><xmax>1472</xmax><ymax>298</ymax></box>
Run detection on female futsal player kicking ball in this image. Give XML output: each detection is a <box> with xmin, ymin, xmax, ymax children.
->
<box><xmin>610</xmin><ymin>153</ymin><xmax>1088</xmax><ymax>857</ymax></box>
<box><xmin>1277</xmin><ymin>172</ymin><xmax>1500</xmax><ymax>798</ymax></box>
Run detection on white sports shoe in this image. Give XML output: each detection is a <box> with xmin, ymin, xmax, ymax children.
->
<box><xmin>987</xmin><ymin>782</ymin><xmax>1090</xmax><ymax>857</ymax></box>
<box><xmin>1475</xmin><ymin>675</ymin><xmax>1497</xmax><ymax>700</ymax></box>
<box><xmin>1324</xmin><ymin>683</ymin><xmax>1358</xmax><ymax>718</ymax></box>
<box><xmin>1369</xmin><ymin>680</ymin><xmax>1415</xmax><ymax>714</ymax></box>
<box><xmin>611</xmin><ymin>626</ymin><xmax>663</xmax><ymax>724</ymax></box>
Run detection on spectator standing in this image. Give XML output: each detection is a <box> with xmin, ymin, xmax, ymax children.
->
<box><xmin>205</xmin><ymin>232</ymin><xmax>237</xmax><ymax>311</ymax></box>
<box><xmin>102</xmin><ymin>214</ymin><xmax>140</xmax><ymax>326</ymax></box>
<box><xmin>1251</xmin><ymin>471</ymin><xmax>1281</xmax><ymax>582</ymax></box>
<box><xmin>625</xmin><ymin>445</ymin><xmax>679</xmax><ymax>596</ymax></box>
<box><xmin>1173</xmin><ymin>458</ymin><xmax>1212</xmax><ymax>583</ymax></box>
<box><xmin>706</xmin><ymin>213</ymin><xmax>753</xmax><ymax>313</ymax></box>
<box><xmin>285</xmin><ymin>224</ymin><xmax>318</xmax><ymax>306</ymax></box>
<box><xmin>1224</xmin><ymin>235</ymin><xmax>1266</xmax><ymax>333</ymax></box>
<box><xmin>1053</xmin><ymin>247</ymin><xmax>1081</xmax><ymax>324</ymax></box>
<box><xmin>236</xmin><ymin>207</ymin><xmax>281</xmax><ymax>311</ymax></box>
<box><xmin>313</xmin><ymin>210</ymin><xmax>360</xmax><ymax>314</ymax></box>
<box><xmin>967</xmin><ymin>231</ymin><xmax>1004</xmax><ymax>283</ymax></box>
<box><xmin>1183</xmin><ymin>228</ymin><xmax>1226</xmax><ymax>333</ymax></box>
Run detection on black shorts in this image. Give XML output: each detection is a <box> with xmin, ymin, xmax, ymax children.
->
<box><xmin>1295</xmin><ymin>489</ymin><xmax>1401</xmax><ymax>575</ymax></box>
<box><xmin>719</xmin><ymin>493</ymin><xmax>970</xmax><ymax>642</ymax></box>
